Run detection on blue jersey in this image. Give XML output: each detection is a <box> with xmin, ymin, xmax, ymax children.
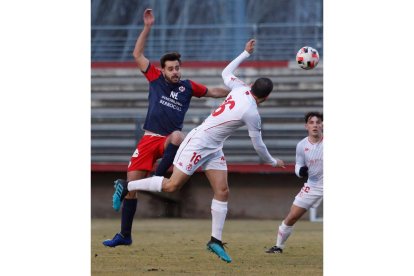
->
<box><xmin>141</xmin><ymin>63</ymin><xmax>207</xmax><ymax>136</ymax></box>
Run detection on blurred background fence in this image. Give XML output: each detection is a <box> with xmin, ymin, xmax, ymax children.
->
<box><xmin>91</xmin><ymin>0</ymin><xmax>323</xmax><ymax>62</ymax></box>
<box><xmin>92</xmin><ymin>23</ymin><xmax>323</xmax><ymax>61</ymax></box>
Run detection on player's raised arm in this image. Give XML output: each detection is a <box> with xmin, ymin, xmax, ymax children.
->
<box><xmin>221</xmin><ymin>39</ymin><xmax>256</xmax><ymax>88</ymax></box>
<box><xmin>132</xmin><ymin>8</ymin><xmax>154</xmax><ymax>72</ymax></box>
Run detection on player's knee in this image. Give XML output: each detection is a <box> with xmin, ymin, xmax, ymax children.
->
<box><xmin>163</xmin><ymin>179</ymin><xmax>181</xmax><ymax>193</ymax></box>
<box><xmin>215</xmin><ymin>186</ymin><xmax>230</xmax><ymax>199</ymax></box>
<box><xmin>170</xmin><ymin>131</ymin><xmax>185</xmax><ymax>145</ymax></box>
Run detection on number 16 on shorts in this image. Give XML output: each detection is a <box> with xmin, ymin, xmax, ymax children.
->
<box><xmin>185</xmin><ymin>152</ymin><xmax>202</xmax><ymax>171</ymax></box>
<box><xmin>191</xmin><ymin>152</ymin><xmax>202</xmax><ymax>163</ymax></box>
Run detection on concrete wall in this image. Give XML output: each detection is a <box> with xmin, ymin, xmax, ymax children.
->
<box><xmin>92</xmin><ymin>171</ymin><xmax>313</xmax><ymax>219</ymax></box>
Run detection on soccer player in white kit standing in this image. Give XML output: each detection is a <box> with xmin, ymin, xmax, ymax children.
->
<box><xmin>112</xmin><ymin>39</ymin><xmax>286</xmax><ymax>263</ymax></box>
<box><xmin>266</xmin><ymin>111</ymin><xmax>323</xmax><ymax>254</ymax></box>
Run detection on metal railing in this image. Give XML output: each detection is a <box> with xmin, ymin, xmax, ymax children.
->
<box><xmin>91</xmin><ymin>23</ymin><xmax>323</xmax><ymax>62</ymax></box>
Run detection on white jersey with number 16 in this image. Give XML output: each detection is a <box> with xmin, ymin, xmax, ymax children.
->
<box><xmin>197</xmin><ymin>80</ymin><xmax>261</xmax><ymax>150</ymax></box>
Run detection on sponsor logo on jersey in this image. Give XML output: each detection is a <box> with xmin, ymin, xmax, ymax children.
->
<box><xmin>179</xmin><ymin>86</ymin><xmax>185</xmax><ymax>92</ymax></box>
<box><xmin>170</xmin><ymin>91</ymin><xmax>179</xmax><ymax>100</ymax></box>
<box><xmin>304</xmin><ymin>148</ymin><xmax>309</xmax><ymax>152</ymax></box>
<box><xmin>160</xmin><ymin>95</ymin><xmax>183</xmax><ymax>111</ymax></box>
<box><xmin>186</xmin><ymin>164</ymin><xmax>192</xmax><ymax>171</ymax></box>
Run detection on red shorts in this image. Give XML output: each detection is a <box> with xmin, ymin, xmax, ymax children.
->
<box><xmin>127</xmin><ymin>135</ymin><xmax>167</xmax><ymax>172</ymax></box>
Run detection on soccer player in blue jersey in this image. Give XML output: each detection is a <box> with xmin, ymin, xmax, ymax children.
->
<box><xmin>103</xmin><ymin>8</ymin><xmax>230</xmax><ymax>247</ymax></box>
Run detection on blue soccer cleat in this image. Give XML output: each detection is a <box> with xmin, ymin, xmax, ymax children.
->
<box><xmin>112</xmin><ymin>179</ymin><xmax>128</xmax><ymax>211</ymax></box>
<box><xmin>102</xmin><ymin>233</ymin><xmax>132</xmax><ymax>247</ymax></box>
<box><xmin>207</xmin><ymin>238</ymin><xmax>232</xmax><ymax>263</ymax></box>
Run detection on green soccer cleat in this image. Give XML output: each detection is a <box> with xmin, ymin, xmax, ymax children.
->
<box><xmin>112</xmin><ymin>179</ymin><xmax>128</xmax><ymax>211</ymax></box>
<box><xmin>206</xmin><ymin>238</ymin><xmax>232</xmax><ymax>263</ymax></box>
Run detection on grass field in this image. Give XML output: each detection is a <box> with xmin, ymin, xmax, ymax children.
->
<box><xmin>92</xmin><ymin>219</ymin><xmax>322</xmax><ymax>275</ymax></box>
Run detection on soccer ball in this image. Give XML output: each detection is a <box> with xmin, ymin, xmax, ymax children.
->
<box><xmin>296</xmin><ymin>46</ymin><xmax>319</xmax><ymax>70</ymax></box>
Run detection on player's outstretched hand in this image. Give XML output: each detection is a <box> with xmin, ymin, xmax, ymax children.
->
<box><xmin>275</xmin><ymin>159</ymin><xmax>286</xmax><ymax>168</ymax></box>
<box><xmin>271</xmin><ymin>158</ymin><xmax>285</xmax><ymax>168</ymax></box>
<box><xmin>143</xmin><ymin>8</ymin><xmax>154</xmax><ymax>26</ymax></box>
<box><xmin>245</xmin><ymin>39</ymin><xmax>256</xmax><ymax>54</ymax></box>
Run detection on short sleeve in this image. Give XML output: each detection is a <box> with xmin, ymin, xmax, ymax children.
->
<box><xmin>142</xmin><ymin>63</ymin><xmax>161</xmax><ymax>82</ymax></box>
<box><xmin>189</xmin><ymin>80</ymin><xmax>208</xmax><ymax>98</ymax></box>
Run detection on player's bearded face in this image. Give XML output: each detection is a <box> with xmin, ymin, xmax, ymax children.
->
<box><xmin>162</xmin><ymin>61</ymin><xmax>181</xmax><ymax>83</ymax></box>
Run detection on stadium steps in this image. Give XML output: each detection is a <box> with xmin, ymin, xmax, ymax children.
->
<box><xmin>91</xmin><ymin>66</ymin><xmax>322</xmax><ymax>165</ymax></box>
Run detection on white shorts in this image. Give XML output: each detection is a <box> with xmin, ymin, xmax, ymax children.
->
<box><xmin>173</xmin><ymin>128</ymin><xmax>227</xmax><ymax>175</ymax></box>
<box><xmin>293</xmin><ymin>184</ymin><xmax>323</xmax><ymax>210</ymax></box>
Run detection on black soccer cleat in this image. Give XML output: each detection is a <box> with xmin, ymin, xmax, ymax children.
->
<box><xmin>265</xmin><ymin>245</ymin><xmax>283</xmax><ymax>254</ymax></box>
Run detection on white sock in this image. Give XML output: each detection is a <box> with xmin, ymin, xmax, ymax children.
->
<box><xmin>127</xmin><ymin>176</ymin><xmax>163</xmax><ymax>192</ymax></box>
<box><xmin>211</xmin><ymin>199</ymin><xmax>228</xmax><ymax>241</ymax></box>
<box><xmin>276</xmin><ymin>220</ymin><xmax>294</xmax><ymax>249</ymax></box>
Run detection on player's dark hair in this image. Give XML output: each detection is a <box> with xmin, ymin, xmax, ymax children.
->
<box><xmin>160</xmin><ymin>52</ymin><xmax>182</xmax><ymax>68</ymax></box>
<box><xmin>305</xmin><ymin>111</ymin><xmax>323</xmax><ymax>123</ymax></box>
<box><xmin>251</xmin><ymin>77</ymin><xmax>274</xmax><ymax>98</ymax></box>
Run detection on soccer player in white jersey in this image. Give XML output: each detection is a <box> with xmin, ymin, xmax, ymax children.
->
<box><xmin>111</xmin><ymin>39</ymin><xmax>285</xmax><ymax>263</ymax></box>
<box><xmin>266</xmin><ymin>111</ymin><xmax>323</xmax><ymax>254</ymax></box>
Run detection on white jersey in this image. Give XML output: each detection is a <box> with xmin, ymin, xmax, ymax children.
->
<box><xmin>198</xmin><ymin>86</ymin><xmax>260</xmax><ymax>149</ymax></box>
<box><xmin>179</xmin><ymin>50</ymin><xmax>277</xmax><ymax>166</ymax></box>
<box><xmin>295</xmin><ymin>137</ymin><xmax>323</xmax><ymax>189</ymax></box>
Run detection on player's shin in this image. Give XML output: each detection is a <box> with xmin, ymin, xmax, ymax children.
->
<box><xmin>128</xmin><ymin>176</ymin><xmax>163</xmax><ymax>192</ymax></box>
<box><xmin>120</xmin><ymin>199</ymin><xmax>138</xmax><ymax>238</ymax></box>
<box><xmin>155</xmin><ymin>144</ymin><xmax>179</xmax><ymax>176</ymax></box>
<box><xmin>211</xmin><ymin>199</ymin><xmax>228</xmax><ymax>241</ymax></box>
<box><xmin>276</xmin><ymin>221</ymin><xmax>294</xmax><ymax>248</ymax></box>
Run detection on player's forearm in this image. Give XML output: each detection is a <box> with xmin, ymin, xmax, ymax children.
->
<box><xmin>133</xmin><ymin>25</ymin><xmax>151</xmax><ymax>61</ymax></box>
<box><xmin>221</xmin><ymin>50</ymin><xmax>250</xmax><ymax>81</ymax></box>
<box><xmin>294</xmin><ymin>146</ymin><xmax>306</xmax><ymax>177</ymax></box>
<box><xmin>250</xmin><ymin>135</ymin><xmax>277</xmax><ymax>166</ymax></box>
<box><xmin>207</xmin><ymin>87</ymin><xmax>230</xmax><ymax>98</ymax></box>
